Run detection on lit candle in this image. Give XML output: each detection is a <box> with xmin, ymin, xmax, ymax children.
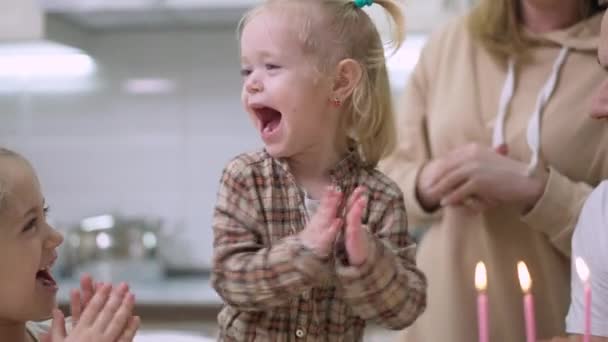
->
<box><xmin>475</xmin><ymin>261</ymin><xmax>489</xmax><ymax>342</ymax></box>
<box><xmin>518</xmin><ymin>261</ymin><xmax>535</xmax><ymax>342</ymax></box>
<box><xmin>575</xmin><ymin>257</ymin><xmax>591</xmax><ymax>342</ymax></box>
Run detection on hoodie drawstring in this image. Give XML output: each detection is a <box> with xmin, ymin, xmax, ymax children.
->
<box><xmin>492</xmin><ymin>46</ymin><xmax>570</xmax><ymax>175</ymax></box>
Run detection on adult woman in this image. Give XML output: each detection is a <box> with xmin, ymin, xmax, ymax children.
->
<box><xmin>381</xmin><ymin>0</ymin><xmax>608</xmax><ymax>341</ymax></box>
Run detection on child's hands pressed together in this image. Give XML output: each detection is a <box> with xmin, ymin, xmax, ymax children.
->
<box><xmin>344</xmin><ymin>186</ymin><xmax>369</xmax><ymax>266</ymax></box>
<box><xmin>299</xmin><ymin>187</ymin><xmax>343</xmax><ymax>258</ymax></box>
<box><xmin>41</xmin><ymin>283</ymin><xmax>140</xmax><ymax>342</ymax></box>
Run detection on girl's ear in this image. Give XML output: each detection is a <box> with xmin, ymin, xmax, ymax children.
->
<box><xmin>331</xmin><ymin>59</ymin><xmax>363</xmax><ymax>102</ymax></box>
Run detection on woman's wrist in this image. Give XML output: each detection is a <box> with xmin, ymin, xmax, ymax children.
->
<box><xmin>523</xmin><ymin>167</ymin><xmax>549</xmax><ymax>214</ymax></box>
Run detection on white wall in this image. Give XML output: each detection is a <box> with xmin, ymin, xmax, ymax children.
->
<box><xmin>0</xmin><ymin>0</ymin><xmax>43</xmax><ymax>41</ymax></box>
<box><xmin>1</xmin><ymin>28</ymin><xmax>259</xmax><ymax>269</ymax></box>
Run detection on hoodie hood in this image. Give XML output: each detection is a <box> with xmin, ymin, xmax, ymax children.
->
<box><xmin>525</xmin><ymin>11</ymin><xmax>603</xmax><ymax>52</ymax></box>
<box><xmin>492</xmin><ymin>11</ymin><xmax>603</xmax><ymax>175</ymax></box>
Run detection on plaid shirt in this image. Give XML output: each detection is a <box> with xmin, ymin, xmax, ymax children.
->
<box><xmin>212</xmin><ymin>151</ymin><xmax>427</xmax><ymax>341</ymax></box>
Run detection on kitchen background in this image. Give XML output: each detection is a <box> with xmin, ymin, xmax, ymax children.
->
<box><xmin>1</xmin><ymin>0</ymin><xmax>472</xmax><ymax>340</ymax></box>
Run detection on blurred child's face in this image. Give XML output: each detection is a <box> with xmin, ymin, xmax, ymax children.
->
<box><xmin>590</xmin><ymin>11</ymin><xmax>608</xmax><ymax>119</ymax></box>
<box><xmin>240</xmin><ymin>8</ymin><xmax>340</xmax><ymax>159</ymax></box>
<box><xmin>0</xmin><ymin>156</ymin><xmax>63</xmax><ymax>323</ymax></box>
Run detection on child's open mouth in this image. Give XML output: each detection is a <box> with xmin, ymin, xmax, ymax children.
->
<box><xmin>254</xmin><ymin>106</ymin><xmax>282</xmax><ymax>139</ymax></box>
<box><xmin>36</xmin><ymin>264</ymin><xmax>58</xmax><ymax>291</ymax></box>
<box><xmin>36</xmin><ymin>268</ymin><xmax>57</xmax><ymax>288</ymax></box>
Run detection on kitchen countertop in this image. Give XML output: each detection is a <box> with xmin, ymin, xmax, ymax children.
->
<box><xmin>56</xmin><ymin>276</ymin><xmax>222</xmax><ymax>307</ymax></box>
<box><xmin>55</xmin><ymin>276</ymin><xmax>403</xmax><ymax>341</ymax></box>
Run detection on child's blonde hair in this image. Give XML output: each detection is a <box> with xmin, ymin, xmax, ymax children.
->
<box><xmin>238</xmin><ymin>0</ymin><xmax>405</xmax><ymax>168</ymax></box>
<box><xmin>0</xmin><ymin>148</ymin><xmax>22</xmax><ymax>212</ymax></box>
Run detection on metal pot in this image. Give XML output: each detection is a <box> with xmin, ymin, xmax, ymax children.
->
<box><xmin>59</xmin><ymin>214</ymin><xmax>164</xmax><ymax>282</ymax></box>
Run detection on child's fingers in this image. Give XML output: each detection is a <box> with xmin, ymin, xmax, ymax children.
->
<box><xmin>80</xmin><ymin>273</ymin><xmax>95</xmax><ymax>308</ymax></box>
<box><xmin>346</xmin><ymin>186</ymin><xmax>366</xmax><ymax>212</ymax></box>
<box><xmin>51</xmin><ymin>308</ymin><xmax>67</xmax><ymax>340</ymax></box>
<box><xmin>328</xmin><ymin>190</ymin><xmax>342</xmax><ymax>218</ymax></box>
<box><xmin>39</xmin><ymin>333</ymin><xmax>52</xmax><ymax>342</ymax></box>
<box><xmin>93</xmin><ymin>283</ymin><xmax>130</xmax><ymax>332</ymax></box>
<box><xmin>117</xmin><ymin>316</ymin><xmax>141</xmax><ymax>342</ymax></box>
<box><xmin>346</xmin><ymin>199</ymin><xmax>365</xmax><ymax>239</ymax></box>
<box><xmin>346</xmin><ymin>196</ymin><xmax>366</xmax><ymax>229</ymax></box>
<box><xmin>70</xmin><ymin>289</ymin><xmax>82</xmax><ymax>327</ymax></box>
<box><xmin>78</xmin><ymin>283</ymin><xmax>112</xmax><ymax>326</ymax></box>
<box><xmin>104</xmin><ymin>293</ymin><xmax>136</xmax><ymax>339</ymax></box>
<box><xmin>345</xmin><ymin>205</ymin><xmax>369</xmax><ymax>266</ymax></box>
<box><xmin>325</xmin><ymin>218</ymin><xmax>342</xmax><ymax>240</ymax></box>
<box><xmin>318</xmin><ymin>188</ymin><xmax>341</xmax><ymax>222</ymax></box>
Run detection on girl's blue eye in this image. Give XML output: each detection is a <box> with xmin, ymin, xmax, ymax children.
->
<box><xmin>240</xmin><ymin>68</ymin><xmax>252</xmax><ymax>77</ymax></box>
<box><xmin>43</xmin><ymin>205</ymin><xmax>50</xmax><ymax>217</ymax></box>
<box><xmin>265</xmin><ymin>64</ymin><xmax>280</xmax><ymax>70</ymax></box>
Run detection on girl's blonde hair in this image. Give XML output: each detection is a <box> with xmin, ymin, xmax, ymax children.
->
<box><xmin>468</xmin><ymin>0</ymin><xmax>603</xmax><ymax>60</ymax></box>
<box><xmin>0</xmin><ymin>148</ymin><xmax>22</xmax><ymax>212</ymax></box>
<box><xmin>238</xmin><ymin>0</ymin><xmax>405</xmax><ymax>168</ymax></box>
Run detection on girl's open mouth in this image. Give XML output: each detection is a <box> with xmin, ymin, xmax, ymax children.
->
<box><xmin>254</xmin><ymin>106</ymin><xmax>282</xmax><ymax>137</ymax></box>
<box><xmin>36</xmin><ymin>267</ymin><xmax>57</xmax><ymax>290</ymax></box>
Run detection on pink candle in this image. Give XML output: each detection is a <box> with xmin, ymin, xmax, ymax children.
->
<box><xmin>518</xmin><ymin>261</ymin><xmax>536</xmax><ymax>342</ymax></box>
<box><xmin>576</xmin><ymin>257</ymin><xmax>592</xmax><ymax>342</ymax></box>
<box><xmin>523</xmin><ymin>292</ymin><xmax>536</xmax><ymax>342</ymax></box>
<box><xmin>475</xmin><ymin>262</ymin><xmax>489</xmax><ymax>342</ymax></box>
<box><xmin>584</xmin><ymin>284</ymin><xmax>591</xmax><ymax>342</ymax></box>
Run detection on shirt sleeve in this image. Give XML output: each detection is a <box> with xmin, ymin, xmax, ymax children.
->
<box><xmin>566</xmin><ymin>182</ymin><xmax>608</xmax><ymax>337</ymax></box>
<box><xmin>522</xmin><ymin>167</ymin><xmax>593</xmax><ymax>256</ymax></box>
<box><xmin>335</xmin><ymin>192</ymin><xmax>427</xmax><ymax>330</ymax></box>
<box><xmin>211</xmin><ymin>160</ymin><xmax>333</xmax><ymax>312</ymax></box>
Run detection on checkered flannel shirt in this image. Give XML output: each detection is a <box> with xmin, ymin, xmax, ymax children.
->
<box><xmin>212</xmin><ymin>151</ymin><xmax>427</xmax><ymax>341</ymax></box>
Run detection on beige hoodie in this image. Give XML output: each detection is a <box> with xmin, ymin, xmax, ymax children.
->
<box><xmin>381</xmin><ymin>12</ymin><xmax>608</xmax><ymax>342</ymax></box>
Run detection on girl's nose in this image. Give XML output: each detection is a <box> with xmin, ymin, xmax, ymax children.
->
<box><xmin>246</xmin><ymin>79</ymin><xmax>264</xmax><ymax>94</ymax></box>
<box><xmin>44</xmin><ymin>224</ymin><xmax>64</xmax><ymax>249</ymax></box>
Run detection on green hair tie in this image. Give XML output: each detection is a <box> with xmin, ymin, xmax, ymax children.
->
<box><xmin>353</xmin><ymin>0</ymin><xmax>373</xmax><ymax>8</ymax></box>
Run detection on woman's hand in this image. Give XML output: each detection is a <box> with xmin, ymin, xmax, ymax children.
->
<box><xmin>417</xmin><ymin>143</ymin><xmax>548</xmax><ymax>213</ymax></box>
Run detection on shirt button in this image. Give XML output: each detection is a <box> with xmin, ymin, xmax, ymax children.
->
<box><xmin>295</xmin><ymin>329</ymin><xmax>305</xmax><ymax>338</ymax></box>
